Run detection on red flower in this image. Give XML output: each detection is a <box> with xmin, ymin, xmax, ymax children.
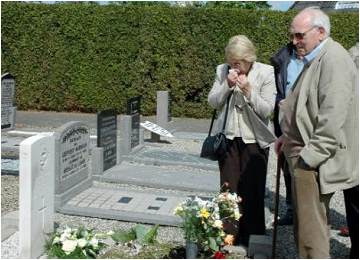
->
<box><xmin>339</xmin><ymin>226</ymin><xmax>349</xmax><ymax>237</ymax></box>
<box><xmin>214</xmin><ymin>251</ymin><xmax>226</xmax><ymax>259</ymax></box>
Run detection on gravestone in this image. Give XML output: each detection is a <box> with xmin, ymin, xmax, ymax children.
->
<box><xmin>151</xmin><ymin>91</ymin><xmax>172</xmax><ymax>142</ymax></box>
<box><xmin>97</xmin><ymin>109</ymin><xmax>117</xmax><ymax>171</ymax></box>
<box><xmin>157</xmin><ymin>91</ymin><xmax>172</xmax><ymax>127</ymax></box>
<box><xmin>1</xmin><ymin>73</ymin><xmax>16</xmax><ymax>131</ymax></box>
<box><xmin>127</xmin><ymin>96</ymin><xmax>141</xmax><ymax>148</ymax></box>
<box><xmin>19</xmin><ymin>133</ymin><xmax>55</xmax><ymax>258</ymax></box>
<box><xmin>54</xmin><ymin>121</ymin><xmax>92</xmax><ymax>208</ymax></box>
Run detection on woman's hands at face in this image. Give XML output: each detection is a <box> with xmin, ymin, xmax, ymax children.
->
<box><xmin>227</xmin><ymin>69</ymin><xmax>240</xmax><ymax>87</ymax></box>
<box><xmin>237</xmin><ymin>74</ymin><xmax>252</xmax><ymax>99</ymax></box>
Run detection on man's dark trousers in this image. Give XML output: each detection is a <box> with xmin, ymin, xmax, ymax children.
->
<box><xmin>344</xmin><ymin>185</ymin><xmax>359</xmax><ymax>259</ymax></box>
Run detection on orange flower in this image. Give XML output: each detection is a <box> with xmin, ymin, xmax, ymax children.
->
<box><xmin>224</xmin><ymin>234</ymin><xmax>234</xmax><ymax>245</ymax></box>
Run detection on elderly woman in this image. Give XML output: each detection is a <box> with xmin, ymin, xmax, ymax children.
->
<box><xmin>208</xmin><ymin>35</ymin><xmax>276</xmax><ymax>246</ymax></box>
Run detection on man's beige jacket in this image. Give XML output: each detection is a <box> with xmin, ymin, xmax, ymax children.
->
<box><xmin>208</xmin><ymin>62</ymin><xmax>276</xmax><ymax>148</ymax></box>
<box><xmin>295</xmin><ymin>38</ymin><xmax>358</xmax><ymax>194</ymax></box>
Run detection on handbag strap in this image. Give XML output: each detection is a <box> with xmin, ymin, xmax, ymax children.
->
<box><xmin>207</xmin><ymin>92</ymin><xmax>233</xmax><ymax>136</ymax></box>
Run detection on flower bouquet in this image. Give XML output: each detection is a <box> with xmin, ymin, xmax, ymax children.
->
<box><xmin>174</xmin><ymin>191</ymin><xmax>241</xmax><ymax>257</ymax></box>
<box><xmin>45</xmin><ymin>226</ymin><xmax>109</xmax><ymax>259</ymax></box>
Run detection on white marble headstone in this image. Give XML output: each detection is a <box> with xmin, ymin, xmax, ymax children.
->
<box><xmin>19</xmin><ymin>133</ymin><xmax>55</xmax><ymax>258</ymax></box>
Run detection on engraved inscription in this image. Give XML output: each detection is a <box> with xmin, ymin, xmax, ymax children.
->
<box><xmin>60</xmin><ymin>126</ymin><xmax>89</xmax><ymax>181</ymax></box>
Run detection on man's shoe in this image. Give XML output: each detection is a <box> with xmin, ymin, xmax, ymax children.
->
<box><xmin>277</xmin><ymin>212</ymin><xmax>293</xmax><ymax>226</ymax></box>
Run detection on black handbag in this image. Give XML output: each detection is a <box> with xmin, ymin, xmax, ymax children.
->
<box><xmin>200</xmin><ymin>92</ymin><xmax>232</xmax><ymax>161</ymax></box>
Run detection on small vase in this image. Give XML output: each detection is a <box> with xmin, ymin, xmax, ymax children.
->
<box><xmin>186</xmin><ymin>240</ymin><xmax>198</xmax><ymax>259</ymax></box>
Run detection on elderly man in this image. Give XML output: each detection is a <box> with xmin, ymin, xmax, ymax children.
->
<box><xmin>275</xmin><ymin>7</ymin><xmax>359</xmax><ymax>258</ymax></box>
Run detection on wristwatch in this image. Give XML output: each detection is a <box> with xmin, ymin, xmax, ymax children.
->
<box><xmin>297</xmin><ymin>157</ymin><xmax>314</xmax><ymax>170</ymax></box>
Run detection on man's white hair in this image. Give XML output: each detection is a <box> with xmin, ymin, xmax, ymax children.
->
<box><xmin>301</xmin><ymin>6</ymin><xmax>331</xmax><ymax>36</ymax></box>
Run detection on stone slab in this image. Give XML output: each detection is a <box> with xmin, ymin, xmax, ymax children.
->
<box><xmin>98</xmin><ymin>161</ymin><xmax>219</xmax><ymax>192</ymax></box>
<box><xmin>58</xmin><ymin>186</ymin><xmax>194</xmax><ymax>226</ymax></box>
<box><xmin>123</xmin><ymin>146</ymin><xmax>218</xmax><ymax>171</ymax></box>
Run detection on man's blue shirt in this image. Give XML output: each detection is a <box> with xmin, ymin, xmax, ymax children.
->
<box><xmin>286</xmin><ymin>51</ymin><xmax>304</xmax><ymax>96</ymax></box>
<box><xmin>286</xmin><ymin>38</ymin><xmax>328</xmax><ymax>96</ymax></box>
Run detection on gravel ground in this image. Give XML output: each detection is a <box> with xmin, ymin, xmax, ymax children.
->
<box><xmin>1</xmin><ymin>175</ymin><xmax>19</xmax><ymax>214</ymax></box>
<box><xmin>1</xmin><ymin>138</ymin><xmax>352</xmax><ymax>258</ymax></box>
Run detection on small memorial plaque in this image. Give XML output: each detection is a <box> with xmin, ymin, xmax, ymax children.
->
<box><xmin>97</xmin><ymin>109</ymin><xmax>117</xmax><ymax>171</ymax></box>
<box><xmin>140</xmin><ymin>121</ymin><xmax>174</xmax><ymax>138</ymax></box>
<box><xmin>118</xmin><ymin>197</ymin><xmax>132</xmax><ymax>204</ymax></box>
<box><xmin>148</xmin><ymin>206</ymin><xmax>160</xmax><ymax>211</ymax></box>
<box><xmin>127</xmin><ymin>96</ymin><xmax>141</xmax><ymax>148</ymax></box>
<box><xmin>1</xmin><ymin>73</ymin><xmax>16</xmax><ymax>130</ymax></box>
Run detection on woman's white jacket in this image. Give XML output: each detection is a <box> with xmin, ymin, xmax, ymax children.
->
<box><xmin>208</xmin><ymin>62</ymin><xmax>277</xmax><ymax>148</ymax></box>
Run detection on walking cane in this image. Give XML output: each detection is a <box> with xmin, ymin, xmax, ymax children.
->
<box><xmin>272</xmin><ymin>156</ymin><xmax>282</xmax><ymax>258</ymax></box>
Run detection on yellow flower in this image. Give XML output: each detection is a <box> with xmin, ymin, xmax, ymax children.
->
<box><xmin>200</xmin><ymin>208</ymin><xmax>210</xmax><ymax>218</ymax></box>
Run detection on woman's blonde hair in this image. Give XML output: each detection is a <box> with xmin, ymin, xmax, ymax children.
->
<box><xmin>225</xmin><ymin>35</ymin><xmax>257</xmax><ymax>63</ymax></box>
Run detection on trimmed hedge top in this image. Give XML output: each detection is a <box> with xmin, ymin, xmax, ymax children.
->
<box><xmin>1</xmin><ymin>2</ymin><xmax>358</xmax><ymax>118</ymax></box>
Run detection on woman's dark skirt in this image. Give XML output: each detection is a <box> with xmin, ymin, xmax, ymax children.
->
<box><xmin>218</xmin><ymin>137</ymin><xmax>269</xmax><ymax>246</ymax></box>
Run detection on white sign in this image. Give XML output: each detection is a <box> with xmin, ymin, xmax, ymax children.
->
<box><xmin>140</xmin><ymin>121</ymin><xmax>174</xmax><ymax>138</ymax></box>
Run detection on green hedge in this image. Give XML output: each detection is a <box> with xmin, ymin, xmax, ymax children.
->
<box><xmin>1</xmin><ymin>3</ymin><xmax>358</xmax><ymax>118</ymax></box>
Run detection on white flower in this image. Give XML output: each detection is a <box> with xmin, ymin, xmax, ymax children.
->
<box><xmin>62</xmin><ymin>239</ymin><xmax>77</xmax><ymax>255</ymax></box>
<box><xmin>59</xmin><ymin>226</ymin><xmax>74</xmax><ymax>242</ymax></box>
<box><xmin>194</xmin><ymin>197</ymin><xmax>207</xmax><ymax>207</ymax></box>
<box><xmin>213</xmin><ymin>219</ymin><xmax>223</xmax><ymax>229</ymax></box>
<box><xmin>89</xmin><ymin>238</ymin><xmax>98</xmax><ymax>248</ymax></box>
<box><xmin>77</xmin><ymin>238</ymin><xmax>87</xmax><ymax>248</ymax></box>
<box><xmin>60</xmin><ymin>232</ymin><xmax>70</xmax><ymax>242</ymax></box>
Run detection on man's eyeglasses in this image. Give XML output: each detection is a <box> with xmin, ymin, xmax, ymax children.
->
<box><xmin>289</xmin><ymin>26</ymin><xmax>317</xmax><ymax>40</ymax></box>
